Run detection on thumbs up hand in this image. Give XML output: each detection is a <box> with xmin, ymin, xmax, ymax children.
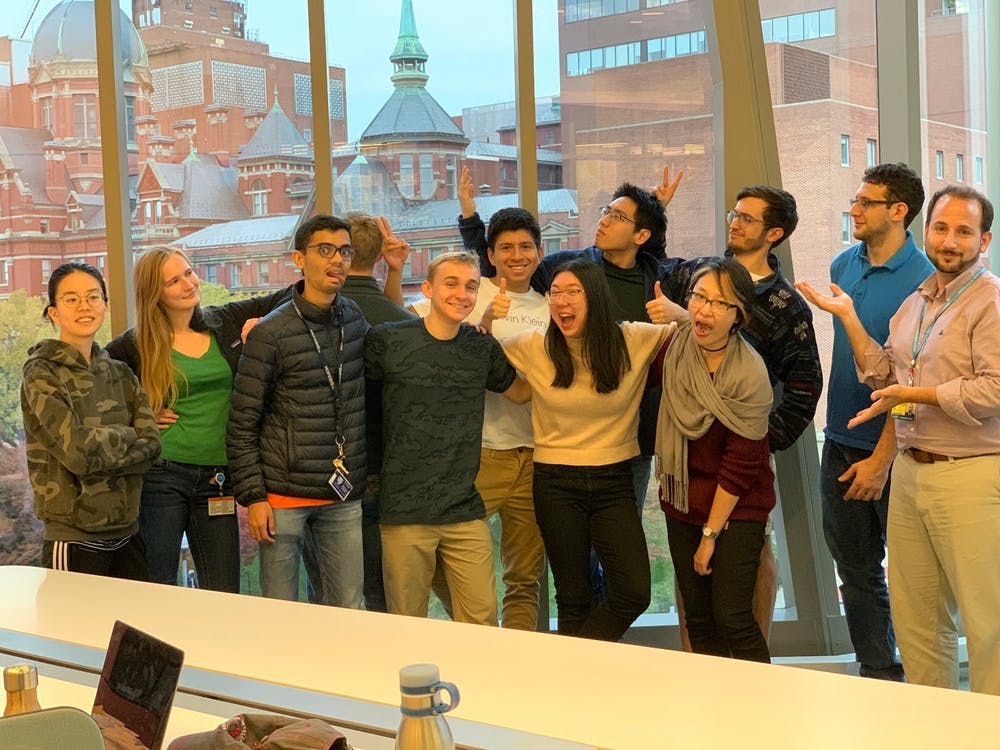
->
<box><xmin>479</xmin><ymin>277</ymin><xmax>511</xmax><ymax>333</ymax></box>
<box><xmin>646</xmin><ymin>280</ymin><xmax>688</xmax><ymax>324</ymax></box>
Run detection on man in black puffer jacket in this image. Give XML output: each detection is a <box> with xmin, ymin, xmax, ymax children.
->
<box><xmin>227</xmin><ymin>215</ymin><xmax>369</xmax><ymax>608</ymax></box>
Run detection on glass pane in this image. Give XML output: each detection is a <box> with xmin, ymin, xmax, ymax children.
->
<box><xmin>538</xmin><ymin>0</ymin><xmax>717</xmax><ymax>623</ymax></box>
<box><xmin>759</xmin><ymin>0</ymin><xmax>877</xmax><ymax>622</ymax></box>
<box><xmin>0</xmin><ymin>0</ymin><xmax>111</xmax><ymax>568</ymax></box>
<box><xmin>920</xmin><ymin>0</ymin><xmax>988</xmax><ymax>194</ymax></box>
<box><xmin>327</xmin><ymin>0</ymin><xmax>514</xmax><ymax>298</ymax></box>
<box><xmin>128</xmin><ymin>0</ymin><xmax>316</xmax><ymax>310</ymax></box>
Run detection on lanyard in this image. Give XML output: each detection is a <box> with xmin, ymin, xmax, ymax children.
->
<box><xmin>291</xmin><ymin>298</ymin><xmax>345</xmax><ymax>448</ymax></box>
<box><xmin>909</xmin><ymin>266</ymin><xmax>984</xmax><ymax>372</ymax></box>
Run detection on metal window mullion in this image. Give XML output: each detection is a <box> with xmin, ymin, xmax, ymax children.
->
<box><xmin>514</xmin><ymin>0</ymin><xmax>539</xmax><ymax>220</ymax></box>
<box><xmin>308</xmin><ymin>0</ymin><xmax>333</xmax><ymax>215</ymax></box>
<box><xmin>985</xmin><ymin>0</ymin><xmax>1000</xmax><ymax>274</ymax></box>
<box><xmin>94</xmin><ymin>0</ymin><xmax>135</xmax><ymax>332</ymax></box>
<box><xmin>875</xmin><ymin>0</ymin><xmax>923</xmax><ymax>243</ymax></box>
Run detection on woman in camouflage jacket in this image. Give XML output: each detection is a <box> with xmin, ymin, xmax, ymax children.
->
<box><xmin>20</xmin><ymin>261</ymin><xmax>160</xmax><ymax>579</ymax></box>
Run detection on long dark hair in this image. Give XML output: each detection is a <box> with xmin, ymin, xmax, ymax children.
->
<box><xmin>545</xmin><ymin>259</ymin><xmax>631</xmax><ymax>393</ymax></box>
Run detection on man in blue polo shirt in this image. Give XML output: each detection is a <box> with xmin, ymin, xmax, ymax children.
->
<box><xmin>821</xmin><ymin>162</ymin><xmax>932</xmax><ymax>681</ymax></box>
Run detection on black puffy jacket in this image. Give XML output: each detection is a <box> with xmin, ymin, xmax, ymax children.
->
<box><xmin>226</xmin><ymin>282</ymin><xmax>369</xmax><ymax>505</ymax></box>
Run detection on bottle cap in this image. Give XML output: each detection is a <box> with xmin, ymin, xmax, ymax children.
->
<box><xmin>399</xmin><ymin>663</ymin><xmax>439</xmax><ymax>689</ymax></box>
<box><xmin>3</xmin><ymin>665</ymin><xmax>38</xmax><ymax>692</ymax></box>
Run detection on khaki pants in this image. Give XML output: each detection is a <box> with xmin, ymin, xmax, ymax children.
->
<box><xmin>477</xmin><ymin>447</ymin><xmax>545</xmax><ymax>631</ymax></box>
<box><xmin>382</xmin><ymin>519</ymin><xmax>497</xmax><ymax>626</ymax></box>
<box><xmin>888</xmin><ymin>451</ymin><xmax>1000</xmax><ymax>694</ymax></box>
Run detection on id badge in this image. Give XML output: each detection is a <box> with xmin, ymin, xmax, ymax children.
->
<box><xmin>208</xmin><ymin>495</ymin><xmax>236</xmax><ymax>516</ymax></box>
<box><xmin>328</xmin><ymin>468</ymin><xmax>353</xmax><ymax>502</ymax></box>
<box><xmin>890</xmin><ymin>402</ymin><xmax>916</xmax><ymax>422</ymax></box>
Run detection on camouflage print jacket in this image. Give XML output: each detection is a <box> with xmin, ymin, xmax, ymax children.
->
<box><xmin>20</xmin><ymin>339</ymin><xmax>161</xmax><ymax>542</ymax></box>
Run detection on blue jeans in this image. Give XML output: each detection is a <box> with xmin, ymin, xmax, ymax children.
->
<box><xmin>821</xmin><ymin>439</ymin><xmax>903</xmax><ymax>679</ymax></box>
<box><xmin>259</xmin><ymin>500</ymin><xmax>363</xmax><ymax>608</ymax></box>
<box><xmin>139</xmin><ymin>458</ymin><xmax>239</xmax><ymax>592</ymax></box>
<box><xmin>534</xmin><ymin>460</ymin><xmax>650</xmax><ymax>641</ymax></box>
<box><xmin>303</xmin><ymin>475</ymin><xmax>384</xmax><ymax>609</ymax></box>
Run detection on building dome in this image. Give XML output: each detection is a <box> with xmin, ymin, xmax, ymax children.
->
<box><xmin>30</xmin><ymin>0</ymin><xmax>148</xmax><ymax>68</ymax></box>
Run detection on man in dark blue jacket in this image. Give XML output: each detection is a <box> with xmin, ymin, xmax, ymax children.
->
<box><xmin>227</xmin><ymin>214</ymin><xmax>369</xmax><ymax>608</ymax></box>
<box><xmin>647</xmin><ymin>184</ymin><xmax>822</xmax><ymax>647</ymax></box>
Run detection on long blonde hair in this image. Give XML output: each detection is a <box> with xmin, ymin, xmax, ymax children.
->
<box><xmin>134</xmin><ymin>246</ymin><xmax>193</xmax><ymax>410</ymax></box>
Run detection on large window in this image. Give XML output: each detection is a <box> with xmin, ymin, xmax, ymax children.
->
<box><xmin>326</xmin><ymin>0</ymin><xmax>517</xmax><ymax>291</ymax></box>
<box><xmin>0</xmin><ymin>2</ymin><xmax>110</xmax><ymax>569</ymax></box>
<box><xmin>0</xmin><ymin>0</ymin><xmax>992</xmax><ymax>653</ymax></box>
<box><xmin>544</xmin><ymin>0</ymin><xmax>717</xmax><ymax>625</ymax></box>
<box><xmin>129</xmin><ymin>0</ymin><xmax>319</xmax><ymax>302</ymax></box>
<box><xmin>920</xmin><ymin>0</ymin><xmax>988</xmax><ymax>196</ymax></box>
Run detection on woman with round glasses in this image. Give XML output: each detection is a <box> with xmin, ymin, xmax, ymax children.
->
<box><xmin>500</xmin><ymin>258</ymin><xmax>676</xmax><ymax>641</ymax></box>
<box><xmin>21</xmin><ymin>261</ymin><xmax>161</xmax><ymax>579</ymax></box>
<box><xmin>106</xmin><ymin>246</ymin><xmax>292</xmax><ymax>592</ymax></box>
<box><xmin>656</xmin><ymin>257</ymin><xmax>775</xmax><ymax>662</ymax></box>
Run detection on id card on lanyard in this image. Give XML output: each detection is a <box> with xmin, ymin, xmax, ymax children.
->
<box><xmin>292</xmin><ymin>300</ymin><xmax>354</xmax><ymax>502</ymax></box>
<box><xmin>893</xmin><ymin>267</ymin><xmax>984</xmax><ymax>422</ymax></box>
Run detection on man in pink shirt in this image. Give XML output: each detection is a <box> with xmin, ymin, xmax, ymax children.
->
<box><xmin>798</xmin><ymin>185</ymin><xmax>1000</xmax><ymax>695</ymax></box>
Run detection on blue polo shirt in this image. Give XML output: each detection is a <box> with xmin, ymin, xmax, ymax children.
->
<box><xmin>825</xmin><ymin>231</ymin><xmax>933</xmax><ymax>450</ymax></box>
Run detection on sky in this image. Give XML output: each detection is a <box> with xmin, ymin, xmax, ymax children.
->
<box><xmin>7</xmin><ymin>0</ymin><xmax>562</xmax><ymax>141</ymax></box>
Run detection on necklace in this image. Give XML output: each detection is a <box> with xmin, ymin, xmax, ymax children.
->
<box><xmin>699</xmin><ymin>342</ymin><xmax>728</xmax><ymax>353</ymax></box>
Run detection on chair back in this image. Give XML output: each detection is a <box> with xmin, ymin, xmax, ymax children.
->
<box><xmin>0</xmin><ymin>706</ymin><xmax>105</xmax><ymax>749</ymax></box>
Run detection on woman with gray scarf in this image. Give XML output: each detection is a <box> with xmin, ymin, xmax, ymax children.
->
<box><xmin>656</xmin><ymin>258</ymin><xmax>775</xmax><ymax>662</ymax></box>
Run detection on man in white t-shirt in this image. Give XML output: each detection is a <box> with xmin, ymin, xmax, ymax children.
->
<box><xmin>412</xmin><ymin>205</ymin><xmax>549</xmax><ymax>630</ymax></box>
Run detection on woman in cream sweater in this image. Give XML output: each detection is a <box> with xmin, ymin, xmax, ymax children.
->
<box><xmin>502</xmin><ymin>258</ymin><xmax>675</xmax><ymax>641</ymax></box>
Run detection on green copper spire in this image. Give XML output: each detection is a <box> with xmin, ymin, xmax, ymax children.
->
<box><xmin>390</xmin><ymin>0</ymin><xmax>428</xmax><ymax>87</ymax></box>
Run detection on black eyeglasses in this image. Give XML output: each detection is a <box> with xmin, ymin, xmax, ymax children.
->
<box><xmin>599</xmin><ymin>206</ymin><xmax>635</xmax><ymax>225</ymax></box>
<box><xmin>849</xmin><ymin>197</ymin><xmax>896</xmax><ymax>211</ymax></box>
<box><xmin>687</xmin><ymin>291</ymin><xmax>738</xmax><ymax>315</ymax></box>
<box><xmin>305</xmin><ymin>243</ymin><xmax>356</xmax><ymax>261</ymax></box>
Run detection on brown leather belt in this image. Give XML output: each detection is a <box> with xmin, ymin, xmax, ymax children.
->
<box><xmin>905</xmin><ymin>448</ymin><xmax>990</xmax><ymax>464</ymax></box>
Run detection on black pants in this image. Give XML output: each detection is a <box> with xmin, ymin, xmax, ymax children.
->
<box><xmin>43</xmin><ymin>536</ymin><xmax>149</xmax><ymax>582</ymax></box>
<box><xmin>533</xmin><ymin>461</ymin><xmax>650</xmax><ymax>641</ymax></box>
<box><xmin>666</xmin><ymin>517</ymin><xmax>770</xmax><ymax>662</ymax></box>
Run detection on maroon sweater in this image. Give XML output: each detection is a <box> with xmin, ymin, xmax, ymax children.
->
<box><xmin>660</xmin><ymin>419</ymin><xmax>775</xmax><ymax>525</ymax></box>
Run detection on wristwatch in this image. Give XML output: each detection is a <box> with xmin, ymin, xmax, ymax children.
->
<box><xmin>702</xmin><ymin>524</ymin><xmax>720</xmax><ymax>540</ymax></box>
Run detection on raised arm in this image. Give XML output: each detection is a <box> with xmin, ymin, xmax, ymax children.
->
<box><xmin>377</xmin><ymin>215</ymin><xmax>409</xmax><ymax>306</ymax></box>
<box><xmin>459</xmin><ymin>165</ymin><xmax>476</xmax><ymax>220</ymax></box>
<box><xmin>650</xmin><ymin>165</ymin><xmax>684</xmax><ymax>209</ymax></box>
<box><xmin>456</xmin><ymin>167</ymin><xmax>494</xmax><ymax>280</ymax></box>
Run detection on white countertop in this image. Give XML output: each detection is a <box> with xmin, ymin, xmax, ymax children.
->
<box><xmin>1</xmin><ymin>566</ymin><xmax>996</xmax><ymax>749</ymax></box>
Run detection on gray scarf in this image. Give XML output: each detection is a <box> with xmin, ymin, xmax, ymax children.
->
<box><xmin>655</xmin><ymin>323</ymin><xmax>772</xmax><ymax>513</ymax></box>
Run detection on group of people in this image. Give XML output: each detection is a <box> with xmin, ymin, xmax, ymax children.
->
<box><xmin>19</xmin><ymin>159</ymin><xmax>999</xmax><ymax>695</ymax></box>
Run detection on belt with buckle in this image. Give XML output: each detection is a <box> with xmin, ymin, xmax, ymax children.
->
<box><xmin>905</xmin><ymin>448</ymin><xmax>991</xmax><ymax>464</ymax></box>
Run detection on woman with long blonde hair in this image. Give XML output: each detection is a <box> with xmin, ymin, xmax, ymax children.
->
<box><xmin>107</xmin><ymin>246</ymin><xmax>292</xmax><ymax>591</ymax></box>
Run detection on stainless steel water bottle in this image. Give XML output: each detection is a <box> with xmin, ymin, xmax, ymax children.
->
<box><xmin>394</xmin><ymin>663</ymin><xmax>461</xmax><ymax>750</ymax></box>
<box><xmin>3</xmin><ymin>664</ymin><xmax>41</xmax><ymax>716</ymax></box>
